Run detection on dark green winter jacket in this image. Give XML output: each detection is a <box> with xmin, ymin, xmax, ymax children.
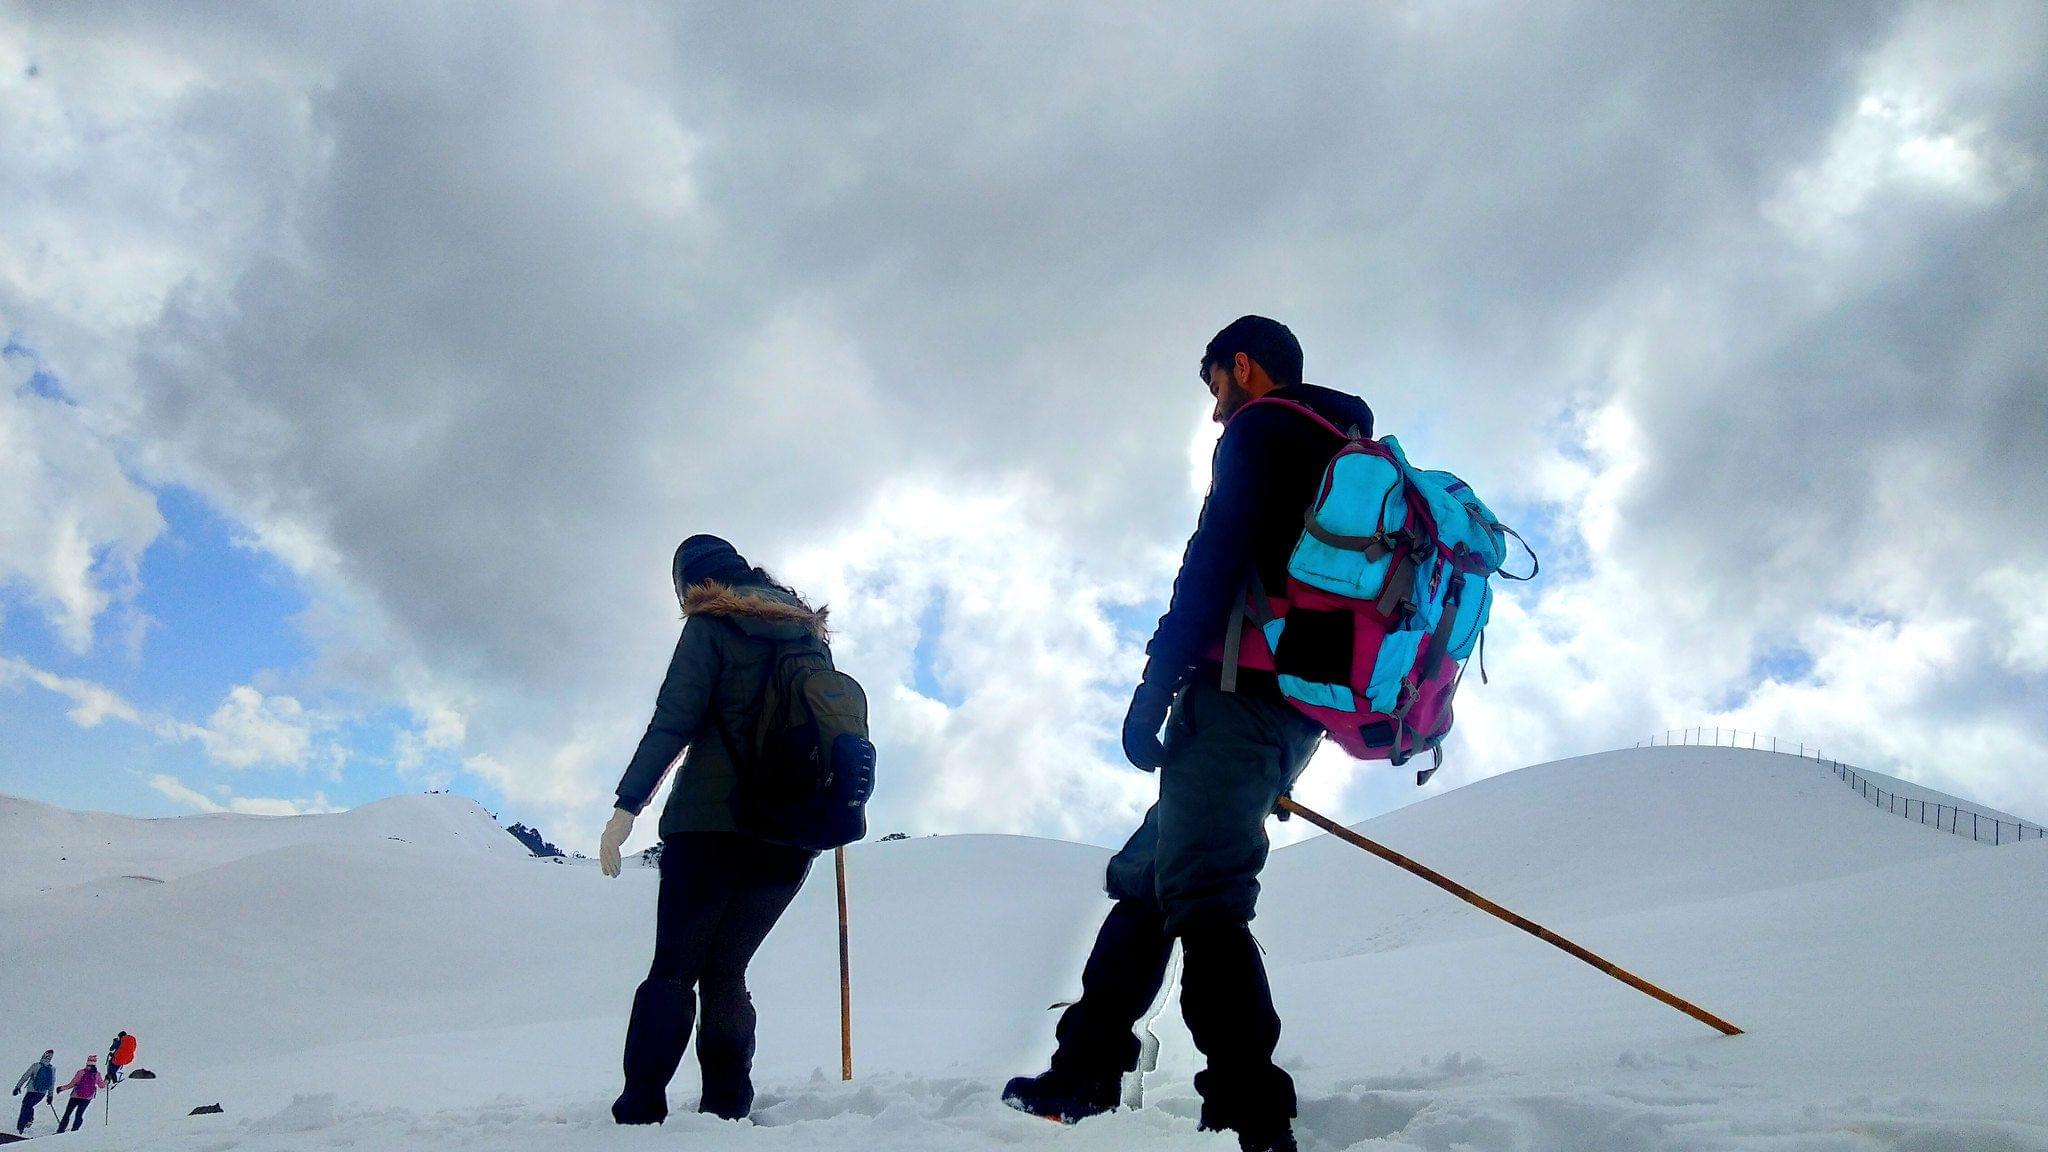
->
<box><xmin>615</xmin><ymin>580</ymin><xmax>829</xmax><ymax>840</ymax></box>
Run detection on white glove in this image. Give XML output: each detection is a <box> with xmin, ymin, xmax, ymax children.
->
<box><xmin>599</xmin><ymin>807</ymin><xmax>636</xmax><ymax>877</ymax></box>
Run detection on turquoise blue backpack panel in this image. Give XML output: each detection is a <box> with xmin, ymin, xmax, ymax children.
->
<box><xmin>1287</xmin><ymin>451</ymin><xmax>1407</xmax><ymax>599</ymax></box>
<box><xmin>1379</xmin><ymin>437</ymin><xmax>1507</xmax><ymax>568</ymax></box>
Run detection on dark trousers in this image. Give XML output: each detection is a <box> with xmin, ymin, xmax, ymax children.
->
<box><xmin>1054</xmin><ymin>680</ymin><xmax>1321</xmax><ymax>1133</ymax></box>
<box><xmin>618</xmin><ymin>832</ymin><xmax>814</xmax><ymax>1121</ymax></box>
<box><xmin>17</xmin><ymin>1091</ymin><xmax>46</xmax><ymax>1134</ymax></box>
<box><xmin>58</xmin><ymin>1096</ymin><xmax>89</xmax><ymax>1133</ymax></box>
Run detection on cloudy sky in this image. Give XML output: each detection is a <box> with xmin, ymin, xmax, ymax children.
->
<box><xmin>2</xmin><ymin>1</ymin><xmax>2043</xmax><ymax>853</ymax></box>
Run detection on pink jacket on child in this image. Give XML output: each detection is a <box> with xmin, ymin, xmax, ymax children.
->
<box><xmin>61</xmin><ymin>1064</ymin><xmax>101</xmax><ymax>1101</ymax></box>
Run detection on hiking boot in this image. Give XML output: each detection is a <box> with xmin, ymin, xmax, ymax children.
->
<box><xmin>1000</xmin><ymin>1068</ymin><xmax>1121</xmax><ymax>1124</ymax></box>
<box><xmin>610</xmin><ymin>1090</ymin><xmax>666</xmax><ymax>1125</ymax></box>
<box><xmin>696</xmin><ymin>1083</ymin><xmax>751</xmax><ymax>1122</ymax></box>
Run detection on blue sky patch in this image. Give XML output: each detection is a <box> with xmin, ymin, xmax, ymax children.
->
<box><xmin>910</xmin><ymin>591</ymin><xmax>966</xmax><ymax>708</ymax></box>
<box><xmin>3</xmin><ymin>336</ymin><xmax>76</xmax><ymax>404</ymax></box>
<box><xmin>129</xmin><ymin>487</ymin><xmax>313</xmax><ymax>714</ymax></box>
<box><xmin>1750</xmin><ymin>645</ymin><xmax>1817</xmax><ymax>686</ymax></box>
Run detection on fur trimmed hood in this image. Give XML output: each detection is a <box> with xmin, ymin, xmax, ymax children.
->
<box><xmin>682</xmin><ymin>580</ymin><xmax>830</xmax><ymax>641</ymax></box>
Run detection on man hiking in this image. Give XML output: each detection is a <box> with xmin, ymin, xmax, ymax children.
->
<box><xmin>11</xmin><ymin>1049</ymin><xmax>55</xmax><ymax>1136</ymax></box>
<box><xmin>1004</xmin><ymin>317</ymin><xmax>1371</xmax><ymax>1152</ymax></box>
<box><xmin>106</xmin><ymin>1031</ymin><xmax>136</xmax><ymax>1085</ymax></box>
<box><xmin>55</xmin><ymin>1055</ymin><xmax>99</xmax><ymax>1133</ymax></box>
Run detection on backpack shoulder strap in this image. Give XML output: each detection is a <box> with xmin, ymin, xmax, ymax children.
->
<box><xmin>1219</xmin><ymin>569</ymin><xmax>1280</xmax><ymax>695</ymax></box>
<box><xmin>1234</xmin><ymin>395</ymin><xmax>1360</xmax><ymax>441</ymax></box>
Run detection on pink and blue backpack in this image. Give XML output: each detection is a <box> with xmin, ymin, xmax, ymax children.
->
<box><xmin>1218</xmin><ymin>398</ymin><xmax>1537</xmax><ymax>784</ymax></box>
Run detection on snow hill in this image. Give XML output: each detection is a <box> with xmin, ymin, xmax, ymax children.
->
<box><xmin>2</xmin><ymin>746</ymin><xmax>2044</xmax><ymax>1151</ymax></box>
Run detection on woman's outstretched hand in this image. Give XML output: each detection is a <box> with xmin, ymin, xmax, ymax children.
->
<box><xmin>599</xmin><ymin>807</ymin><xmax>636</xmax><ymax>877</ymax></box>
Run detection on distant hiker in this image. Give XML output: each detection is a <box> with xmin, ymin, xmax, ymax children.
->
<box><xmin>1003</xmin><ymin>317</ymin><xmax>1372</xmax><ymax>1152</ymax></box>
<box><xmin>600</xmin><ymin>535</ymin><xmax>838</xmax><ymax>1125</ymax></box>
<box><xmin>11</xmin><ymin>1049</ymin><xmax>55</xmax><ymax>1135</ymax></box>
<box><xmin>55</xmin><ymin>1055</ymin><xmax>99</xmax><ymax>1133</ymax></box>
<box><xmin>106</xmin><ymin>1031</ymin><xmax>136</xmax><ymax>1084</ymax></box>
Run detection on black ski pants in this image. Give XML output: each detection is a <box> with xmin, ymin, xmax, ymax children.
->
<box><xmin>1053</xmin><ymin>679</ymin><xmax>1321</xmax><ymax>1133</ymax></box>
<box><xmin>58</xmin><ymin>1096</ymin><xmax>89</xmax><ymax>1133</ymax></box>
<box><xmin>17</xmin><ymin>1090</ymin><xmax>46</xmax><ymax>1134</ymax></box>
<box><xmin>619</xmin><ymin>832</ymin><xmax>814</xmax><ymax>1121</ymax></box>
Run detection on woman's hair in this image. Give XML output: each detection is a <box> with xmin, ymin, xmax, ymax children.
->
<box><xmin>735</xmin><ymin>567</ymin><xmax>815</xmax><ymax>609</ymax></box>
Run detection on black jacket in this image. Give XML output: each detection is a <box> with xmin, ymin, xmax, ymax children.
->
<box><xmin>615</xmin><ymin>582</ymin><xmax>829</xmax><ymax>840</ymax></box>
<box><xmin>1144</xmin><ymin>382</ymin><xmax>1375</xmax><ymax>696</ymax></box>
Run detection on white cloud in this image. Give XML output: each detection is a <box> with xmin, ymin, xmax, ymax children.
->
<box><xmin>147</xmin><ymin>772</ymin><xmax>339</xmax><ymax>816</ymax></box>
<box><xmin>166</xmin><ymin>685</ymin><xmax>314</xmax><ymax>771</ymax></box>
<box><xmin>3</xmin><ymin>0</ymin><xmax>2044</xmax><ymax>851</ymax></box>
<box><xmin>0</xmin><ymin>655</ymin><xmax>142</xmax><ymax>728</ymax></box>
<box><xmin>225</xmin><ymin>792</ymin><xmax>338</xmax><ymax>817</ymax></box>
<box><xmin>1768</xmin><ymin>0</ymin><xmax>2043</xmax><ymax>245</ymax></box>
<box><xmin>0</xmin><ymin>659</ymin><xmax>335</xmax><ymax>786</ymax></box>
<box><xmin>786</xmin><ymin>478</ymin><xmax>1159</xmax><ymax>842</ymax></box>
<box><xmin>146</xmin><ymin>772</ymin><xmax>220</xmax><ymax>812</ymax></box>
<box><xmin>393</xmin><ymin>698</ymin><xmax>468</xmax><ymax>784</ymax></box>
<box><xmin>0</xmin><ymin>352</ymin><xmax>162</xmax><ymax>652</ymax></box>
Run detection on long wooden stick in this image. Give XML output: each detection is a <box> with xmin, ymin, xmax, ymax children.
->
<box><xmin>835</xmin><ymin>845</ymin><xmax>853</xmax><ymax>1080</ymax></box>
<box><xmin>1275</xmin><ymin>796</ymin><xmax>1742</xmax><ymax>1037</ymax></box>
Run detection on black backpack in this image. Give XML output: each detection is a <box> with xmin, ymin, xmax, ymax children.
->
<box><xmin>725</xmin><ymin>637</ymin><xmax>876</xmax><ymax>851</ymax></box>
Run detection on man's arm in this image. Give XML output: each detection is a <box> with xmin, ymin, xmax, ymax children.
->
<box><xmin>614</xmin><ymin>620</ymin><xmax>720</xmax><ymax>815</ymax></box>
<box><xmin>1141</xmin><ymin>407</ymin><xmax>1282</xmax><ymax>686</ymax></box>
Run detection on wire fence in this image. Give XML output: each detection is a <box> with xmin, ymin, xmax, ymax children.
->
<box><xmin>1640</xmin><ymin>725</ymin><xmax>2047</xmax><ymax>847</ymax></box>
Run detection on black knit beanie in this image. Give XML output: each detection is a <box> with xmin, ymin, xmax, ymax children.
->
<box><xmin>673</xmin><ymin>534</ymin><xmax>753</xmax><ymax>591</ymax></box>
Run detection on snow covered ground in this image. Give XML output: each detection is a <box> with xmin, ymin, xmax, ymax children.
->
<box><xmin>3</xmin><ymin>746</ymin><xmax>2044</xmax><ymax>1151</ymax></box>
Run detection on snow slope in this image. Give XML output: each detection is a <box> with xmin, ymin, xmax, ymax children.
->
<box><xmin>2</xmin><ymin>747</ymin><xmax>2043</xmax><ymax>1151</ymax></box>
<box><xmin>0</xmin><ymin>791</ymin><xmax>526</xmax><ymax>901</ymax></box>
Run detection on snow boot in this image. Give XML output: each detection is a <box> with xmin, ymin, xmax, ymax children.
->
<box><xmin>1052</xmin><ymin>898</ymin><xmax>1176</xmax><ymax>1074</ymax></box>
<box><xmin>1181</xmin><ymin>921</ymin><xmax>1297</xmax><ymax>1147</ymax></box>
<box><xmin>1001</xmin><ymin>1067</ymin><xmax>1121</xmax><ymax>1124</ymax></box>
<box><xmin>614</xmin><ymin>977</ymin><xmax>694</xmax><ymax>1124</ymax></box>
<box><xmin>695</xmin><ymin>976</ymin><xmax>758</xmax><ymax>1121</ymax></box>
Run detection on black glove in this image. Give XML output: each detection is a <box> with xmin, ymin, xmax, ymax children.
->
<box><xmin>1120</xmin><ymin>676</ymin><xmax>1177</xmax><ymax>771</ymax></box>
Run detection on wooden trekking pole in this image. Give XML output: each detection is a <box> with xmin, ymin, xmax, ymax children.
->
<box><xmin>835</xmin><ymin>844</ymin><xmax>853</xmax><ymax>1080</ymax></box>
<box><xmin>1275</xmin><ymin>797</ymin><xmax>1743</xmax><ymax>1037</ymax></box>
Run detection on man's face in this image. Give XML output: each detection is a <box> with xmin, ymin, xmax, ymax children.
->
<box><xmin>1205</xmin><ymin>361</ymin><xmax>1251</xmax><ymax>424</ymax></box>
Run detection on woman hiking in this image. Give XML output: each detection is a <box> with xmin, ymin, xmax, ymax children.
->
<box><xmin>599</xmin><ymin>535</ymin><xmax>828</xmax><ymax>1125</ymax></box>
<box><xmin>12</xmin><ymin>1049</ymin><xmax>56</xmax><ymax>1135</ymax></box>
<box><xmin>55</xmin><ymin>1055</ymin><xmax>99</xmax><ymax>1133</ymax></box>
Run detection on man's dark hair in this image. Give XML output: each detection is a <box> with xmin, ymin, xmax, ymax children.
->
<box><xmin>1201</xmin><ymin>315</ymin><xmax>1303</xmax><ymax>388</ymax></box>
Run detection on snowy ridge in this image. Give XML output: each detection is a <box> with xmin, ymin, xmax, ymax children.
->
<box><xmin>0</xmin><ymin>791</ymin><xmax>525</xmax><ymax>901</ymax></box>
<box><xmin>2</xmin><ymin>747</ymin><xmax>2044</xmax><ymax>1150</ymax></box>
<box><xmin>1646</xmin><ymin>725</ymin><xmax>2043</xmax><ymax>840</ymax></box>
